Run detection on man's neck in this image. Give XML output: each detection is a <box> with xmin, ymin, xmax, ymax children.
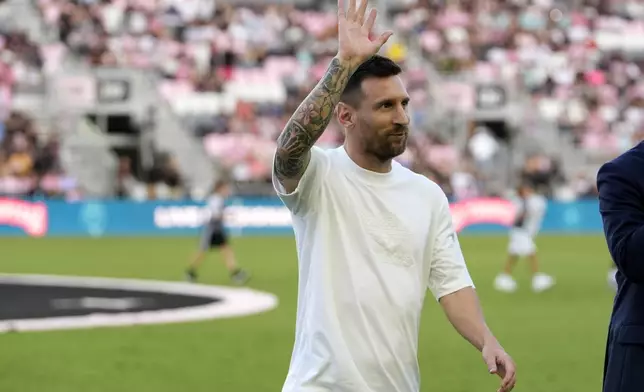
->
<box><xmin>343</xmin><ymin>143</ymin><xmax>392</xmax><ymax>173</ymax></box>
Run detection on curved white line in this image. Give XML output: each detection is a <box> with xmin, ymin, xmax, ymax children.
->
<box><xmin>0</xmin><ymin>274</ymin><xmax>278</xmax><ymax>333</ymax></box>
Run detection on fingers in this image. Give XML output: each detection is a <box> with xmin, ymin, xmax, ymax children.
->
<box><xmin>346</xmin><ymin>0</ymin><xmax>356</xmax><ymax>20</ymax></box>
<box><xmin>339</xmin><ymin>0</ymin><xmax>393</xmax><ymax>52</ymax></box>
<box><xmin>497</xmin><ymin>358</ymin><xmax>516</xmax><ymax>392</ymax></box>
<box><xmin>503</xmin><ymin>365</ymin><xmax>517</xmax><ymax>391</ymax></box>
<box><xmin>363</xmin><ymin>7</ymin><xmax>392</xmax><ymax>50</ymax></box>
<box><xmin>498</xmin><ymin>374</ymin><xmax>516</xmax><ymax>392</ymax></box>
<box><xmin>362</xmin><ymin>8</ymin><xmax>377</xmax><ymax>33</ymax></box>
<box><xmin>483</xmin><ymin>354</ymin><xmax>498</xmax><ymax>375</ymax></box>
<box><xmin>374</xmin><ymin>31</ymin><xmax>393</xmax><ymax>49</ymax></box>
<box><xmin>356</xmin><ymin>0</ymin><xmax>368</xmax><ymax>25</ymax></box>
<box><xmin>343</xmin><ymin>0</ymin><xmax>370</xmax><ymax>25</ymax></box>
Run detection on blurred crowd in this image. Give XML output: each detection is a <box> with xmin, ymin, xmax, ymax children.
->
<box><xmin>393</xmin><ymin>0</ymin><xmax>644</xmax><ymax>157</ymax></box>
<box><xmin>0</xmin><ymin>29</ymin><xmax>44</xmax><ymax>115</ymax></box>
<box><xmin>0</xmin><ymin>23</ymin><xmax>77</xmax><ymax>198</ymax></box>
<box><xmin>0</xmin><ymin>111</ymin><xmax>78</xmax><ymax>198</ymax></box>
<box><xmin>2</xmin><ymin>0</ymin><xmax>638</xmax><ymax>200</ymax></box>
<box><xmin>35</xmin><ymin>0</ymin><xmax>431</xmax><ymax>192</ymax></box>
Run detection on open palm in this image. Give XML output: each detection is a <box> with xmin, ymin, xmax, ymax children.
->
<box><xmin>337</xmin><ymin>0</ymin><xmax>392</xmax><ymax>64</ymax></box>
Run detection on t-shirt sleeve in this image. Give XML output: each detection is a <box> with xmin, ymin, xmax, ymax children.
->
<box><xmin>427</xmin><ymin>190</ymin><xmax>475</xmax><ymax>300</ymax></box>
<box><xmin>272</xmin><ymin>146</ymin><xmax>328</xmax><ymax>216</ymax></box>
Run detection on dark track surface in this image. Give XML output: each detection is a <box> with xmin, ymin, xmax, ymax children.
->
<box><xmin>0</xmin><ymin>283</ymin><xmax>220</xmax><ymax>320</ymax></box>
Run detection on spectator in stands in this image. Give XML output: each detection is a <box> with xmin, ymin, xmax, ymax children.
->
<box><xmin>520</xmin><ymin>154</ymin><xmax>564</xmax><ymax>197</ymax></box>
<box><xmin>391</xmin><ymin>0</ymin><xmax>644</xmax><ymax>187</ymax></box>
<box><xmin>115</xmin><ymin>156</ymin><xmax>139</xmax><ymax>199</ymax></box>
<box><xmin>145</xmin><ymin>152</ymin><xmax>185</xmax><ymax>200</ymax></box>
<box><xmin>28</xmin><ymin>0</ymin><xmax>644</xmax><ymax>200</ymax></box>
<box><xmin>0</xmin><ymin>109</ymin><xmax>76</xmax><ymax>198</ymax></box>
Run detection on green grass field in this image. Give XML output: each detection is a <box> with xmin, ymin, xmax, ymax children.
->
<box><xmin>0</xmin><ymin>235</ymin><xmax>614</xmax><ymax>392</ymax></box>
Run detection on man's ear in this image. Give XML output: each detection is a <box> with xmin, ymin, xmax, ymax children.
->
<box><xmin>336</xmin><ymin>102</ymin><xmax>356</xmax><ymax>129</ymax></box>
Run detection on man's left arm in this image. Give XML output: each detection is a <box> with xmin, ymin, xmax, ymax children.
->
<box><xmin>427</xmin><ymin>191</ymin><xmax>516</xmax><ymax>392</ymax></box>
<box><xmin>439</xmin><ymin>287</ymin><xmax>493</xmax><ymax>352</ymax></box>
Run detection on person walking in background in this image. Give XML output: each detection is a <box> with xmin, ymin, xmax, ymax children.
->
<box><xmin>185</xmin><ymin>179</ymin><xmax>249</xmax><ymax>285</ymax></box>
<box><xmin>494</xmin><ymin>182</ymin><xmax>555</xmax><ymax>293</ymax></box>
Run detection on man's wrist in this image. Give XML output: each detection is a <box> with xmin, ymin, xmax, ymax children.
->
<box><xmin>482</xmin><ymin>331</ymin><xmax>500</xmax><ymax>350</ymax></box>
<box><xmin>334</xmin><ymin>55</ymin><xmax>364</xmax><ymax>73</ymax></box>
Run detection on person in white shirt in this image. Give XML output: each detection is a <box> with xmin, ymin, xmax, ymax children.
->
<box><xmin>271</xmin><ymin>1</ymin><xmax>516</xmax><ymax>391</ymax></box>
<box><xmin>494</xmin><ymin>182</ymin><xmax>555</xmax><ymax>293</ymax></box>
<box><xmin>185</xmin><ymin>179</ymin><xmax>249</xmax><ymax>285</ymax></box>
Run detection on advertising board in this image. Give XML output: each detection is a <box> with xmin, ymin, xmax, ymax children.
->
<box><xmin>0</xmin><ymin>197</ymin><xmax>603</xmax><ymax>237</ymax></box>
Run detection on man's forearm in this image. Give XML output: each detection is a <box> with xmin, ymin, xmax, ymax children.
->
<box><xmin>439</xmin><ymin>287</ymin><xmax>496</xmax><ymax>351</ymax></box>
<box><xmin>274</xmin><ymin>57</ymin><xmax>355</xmax><ymax>181</ymax></box>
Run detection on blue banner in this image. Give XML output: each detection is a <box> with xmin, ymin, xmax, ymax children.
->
<box><xmin>0</xmin><ymin>197</ymin><xmax>604</xmax><ymax>237</ymax></box>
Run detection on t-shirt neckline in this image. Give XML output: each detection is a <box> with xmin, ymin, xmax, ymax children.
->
<box><xmin>337</xmin><ymin>145</ymin><xmax>397</xmax><ymax>185</ymax></box>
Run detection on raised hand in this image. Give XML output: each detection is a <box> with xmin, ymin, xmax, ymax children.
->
<box><xmin>337</xmin><ymin>0</ymin><xmax>393</xmax><ymax>65</ymax></box>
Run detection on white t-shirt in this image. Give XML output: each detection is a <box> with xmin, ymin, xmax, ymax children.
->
<box><xmin>273</xmin><ymin>146</ymin><xmax>474</xmax><ymax>392</ymax></box>
<box><xmin>206</xmin><ymin>194</ymin><xmax>224</xmax><ymax>221</ymax></box>
<box><xmin>512</xmin><ymin>194</ymin><xmax>547</xmax><ymax>238</ymax></box>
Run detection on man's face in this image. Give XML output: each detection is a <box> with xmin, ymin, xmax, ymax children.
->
<box><xmin>216</xmin><ymin>184</ymin><xmax>232</xmax><ymax>197</ymax></box>
<box><xmin>518</xmin><ymin>185</ymin><xmax>532</xmax><ymax>198</ymax></box>
<box><xmin>341</xmin><ymin>76</ymin><xmax>411</xmax><ymax>162</ymax></box>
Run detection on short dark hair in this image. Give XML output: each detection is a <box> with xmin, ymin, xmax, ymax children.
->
<box><xmin>340</xmin><ymin>55</ymin><xmax>403</xmax><ymax>107</ymax></box>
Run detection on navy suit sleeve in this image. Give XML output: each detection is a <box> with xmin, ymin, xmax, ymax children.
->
<box><xmin>597</xmin><ymin>161</ymin><xmax>644</xmax><ymax>283</ymax></box>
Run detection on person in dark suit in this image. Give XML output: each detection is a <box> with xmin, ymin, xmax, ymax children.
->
<box><xmin>597</xmin><ymin>141</ymin><xmax>644</xmax><ymax>392</ymax></box>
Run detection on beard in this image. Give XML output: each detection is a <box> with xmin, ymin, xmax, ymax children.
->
<box><xmin>355</xmin><ymin>117</ymin><xmax>409</xmax><ymax>162</ymax></box>
<box><xmin>369</xmin><ymin>133</ymin><xmax>408</xmax><ymax>162</ymax></box>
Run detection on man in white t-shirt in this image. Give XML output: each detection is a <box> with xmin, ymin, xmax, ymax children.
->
<box><xmin>271</xmin><ymin>1</ymin><xmax>516</xmax><ymax>391</ymax></box>
<box><xmin>494</xmin><ymin>182</ymin><xmax>555</xmax><ymax>293</ymax></box>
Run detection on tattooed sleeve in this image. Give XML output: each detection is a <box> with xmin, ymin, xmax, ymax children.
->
<box><xmin>274</xmin><ymin>57</ymin><xmax>354</xmax><ymax>185</ymax></box>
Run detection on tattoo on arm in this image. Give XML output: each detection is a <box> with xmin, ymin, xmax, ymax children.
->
<box><xmin>274</xmin><ymin>57</ymin><xmax>353</xmax><ymax>181</ymax></box>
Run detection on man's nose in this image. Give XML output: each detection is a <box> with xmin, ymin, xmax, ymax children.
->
<box><xmin>394</xmin><ymin>105</ymin><xmax>410</xmax><ymax>126</ymax></box>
